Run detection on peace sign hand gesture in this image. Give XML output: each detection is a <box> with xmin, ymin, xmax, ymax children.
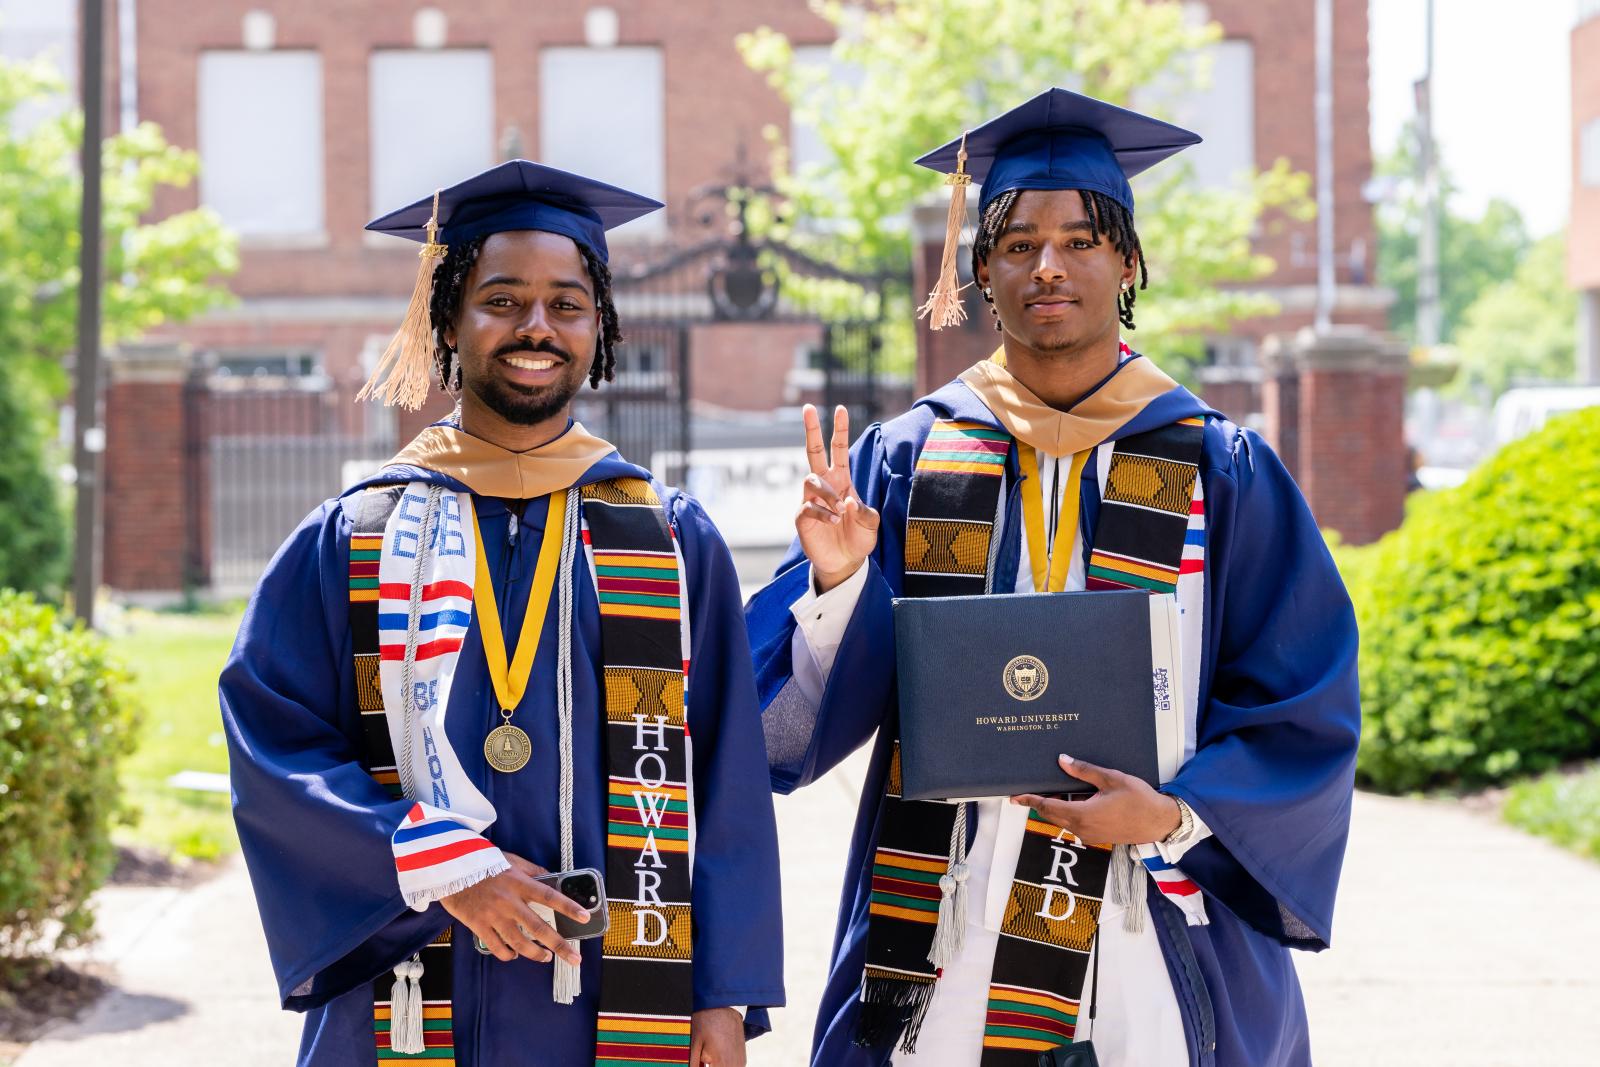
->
<box><xmin>797</xmin><ymin>404</ymin><xmax>880</xmax><ymax>593</ymax></box>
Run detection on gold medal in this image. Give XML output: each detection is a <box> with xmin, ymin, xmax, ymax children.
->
<box><xmin>471</xmin><ymin>492</ymin><xmax>569</xmax><ymax>774</ymax></box>
<box><xmin>484</xmin><ymin>720</ymin><xmax>532</xmax><ymax>773</ymax></box>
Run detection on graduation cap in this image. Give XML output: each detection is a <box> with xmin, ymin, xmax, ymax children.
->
<box><xmin>912</xmin><ymin>88</ymin><xmax>1201</xmax><ymax>330</ymax></box>
<box><xmin>358</xmin><ymin>160</ymin><xmax>663</xmax><ymax>409</ymax></box>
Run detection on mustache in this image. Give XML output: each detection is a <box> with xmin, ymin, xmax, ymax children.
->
<box><xmin>492</xmin><ymin>338</ymin><xmax>571</xmax><ymax>362</ymax></box>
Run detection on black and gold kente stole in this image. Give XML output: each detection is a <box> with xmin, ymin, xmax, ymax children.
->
<box><xmin>581</xmin><ymin>478</ymin><xmax>694</xmax><ymax>1065</ymax></box>
<box><xmin>349</xmin><ymin>479</ymin><xmax>694</xmax><ymax>1065</ymax></box>
<box><xmin>349</xmin><ymin>485</ymin><xmax>460</xmax><ymax>1065</ymax></box>
<box><xmin>858</xmin><ymin>417</ymin><xmax>1203</xmax><ymax>1063</ymax></box>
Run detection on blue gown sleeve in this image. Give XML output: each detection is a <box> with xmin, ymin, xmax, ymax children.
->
<box><xmin>1162</xmin><ymin>427</ymin><xmax>1361</xmax><ymax>950</ymax></box>
<box><xmin>744</xmin><ymin>423</ymin><xmax>910</xmax><ymax>793</ymax></box>
<box><xmin>219</xmin><ymin>501</ymin><xmax>447</xmax><ymax>1010</ymax></box>
<box><xmin>669</xmin><ymin>493</ymin><xmax>787</xmax><ymax>1034</ymax></box>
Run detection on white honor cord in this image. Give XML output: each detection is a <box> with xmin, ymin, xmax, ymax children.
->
<box><xmin>552</xmin><ymin>486</ymin><xmax>583</xmax><ymax>1004</ymax></box>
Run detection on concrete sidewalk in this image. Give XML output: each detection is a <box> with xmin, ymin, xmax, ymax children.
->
<box><xmin>16</xmin><ymin>771</ymin><xmax>1599</xmax><ymax>1065</ymax></box>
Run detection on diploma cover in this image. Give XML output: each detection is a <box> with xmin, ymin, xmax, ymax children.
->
<box><xmin>893</xmin><ymin>589</ymin><xmax>1177</xmax><ymax>801</ymax></box>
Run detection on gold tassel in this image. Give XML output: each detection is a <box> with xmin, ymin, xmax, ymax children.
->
<box><xmin>917</xmin><ymin>133</ymin><xmax>972</xmax><ymax>331</ymax></box>
<box><xmin>358</xmin><ymin>190</ymin><xmax>447</xmax><ymax>411</ymax></box>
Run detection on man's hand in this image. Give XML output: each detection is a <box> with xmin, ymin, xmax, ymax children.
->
<box><xmin>439</xmin><ymin>852</ymin><xmax>588</xmax><ymax>965</ymax></box>
<box><xmin>689</xmin><ymin>1007</ymin><xmax>746</xmax><ymax>1067</ymax></box>
<box><xmin>797</xmin><ymin>404</ymin><xmax>879</xmax><ymax>593</ymax></box>
<box><xmin>1011</xmin><ymin>755</ymin><xmax>1182</xmax><ymax>846</ymax></box>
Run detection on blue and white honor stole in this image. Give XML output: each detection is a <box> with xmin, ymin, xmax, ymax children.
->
<box><xmin>376</xmin><ymin>484</ymin><xmax>509</xmax><ymax>909</ymax></box>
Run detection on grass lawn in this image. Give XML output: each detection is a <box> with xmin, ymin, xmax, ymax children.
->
<box><xmin>108</xmin><ymin>608</ymin><xmax>243</xmax><ymax>861</ymax></box>
<box><xmin>1503</xmin><ymin>762</ymin><xmax>1600</xmax><ymax>862</ymax></box>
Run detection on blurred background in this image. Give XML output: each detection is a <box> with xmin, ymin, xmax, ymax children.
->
<box><xmin>0</xmin><ymin>1</ymin><xmax>1596</xmax><ymax>1064</ymax></box>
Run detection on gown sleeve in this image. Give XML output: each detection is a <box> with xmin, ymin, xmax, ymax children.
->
<box><xmin>1161</xmin><ymin>427</ymin><xmax>1361</xmax><ymax>951</ymax></box>
<box><xmin>744</xmin><ymin>423</ymin><xmax>909</xmax><ymax>793</ymax></box>
<box><xmin>220</xmin><ymin>501</ymin><xmax>450</xmax><ymax>1010</ymax></box>
<box><xmin>669</xmin><ymin>493</ymin><xmax>787</xmax><ymax>1034</ymax></box>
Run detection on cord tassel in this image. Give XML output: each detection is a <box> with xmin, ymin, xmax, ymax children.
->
<box><xmin>359</xmin><ymin>189</ymin><xmax>447</xmax><ymax>411</ymax></box>
<box><xmin>1109</xmin><ymin>844</ymin><xmax>1148</xmax><ymax>934</ymax></box>
<box><xmin>553</xmin><ymin>945</ymin><xmax>582</xmax><ymax>1004</ymax></box>
<box><xmin>388</xmin><ymin>956</ymin><xmax>426</xmax><ymax>1054</ymax></box>
<box><xmin>917</xmin><ymin>133</ymin><xmax>972</xmax><ymax>331</ymax></box>
<box><xmin>928</xmin><ymin>803</ymin><xmax>970</xmax><ymax>968</ymax></box>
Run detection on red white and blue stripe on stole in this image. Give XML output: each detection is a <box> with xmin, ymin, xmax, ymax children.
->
<box><xmin>391</xmin><ymin>803</ymin><xmax>503</xmax><ymax>902</ymax></box>
<box><xmin>1139</xmin><ymin>853</ymin><xmax>1207</xmax><ymax>924</ymax></box>
<box><xmin>376</xmin><ymin>580</ymin><xmax>473</xmax><ymax>662</ymax></box>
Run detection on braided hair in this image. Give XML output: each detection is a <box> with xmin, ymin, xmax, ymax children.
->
<box><xmin>427</xmin><ymin>235</ymin><xmax>623</xmax><ymax>391</ymax></box>
<box><xmin>971</xmin><ymin>188</ymin><xmax>1149</xmax><ymax>330</ymax></box>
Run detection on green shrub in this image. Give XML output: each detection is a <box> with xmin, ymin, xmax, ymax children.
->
<box><xmin>1503</xmin><ymin>764</ymin><xmax>1600</xmax><ymax>861</ymax></box>
<box><xmin>0</xmin><ymin>377</ymin><xmax>68</xmax><ymax>598</ymax></box>
<box><xmin>0</xmin><ymin>590</ymin><xmax>141</xmax><ymax>959</ymax></box>
<box><xmin>1348</xmin><ymin>406</ymin><xmax>1600</xmax><ymax>792</ymax></box>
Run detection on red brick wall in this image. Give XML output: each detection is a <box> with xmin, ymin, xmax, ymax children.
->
<box><xmin>1297</xmin><ymin>362</ymin><xmax>1407</xmax><ymax>545</ymax></box>
<box><xmin>1572</xmin><ymin>16</ymin><xmax>1600</xmax><ymax>289</ymax></box>
<box><xmin>103</xmin><ymin>375</ymin><xmax>192</xmax><ymax>591</ymax></box>
<box><xmin>688</xmin><ymin>321</ymin><xmax>819</xmax><ymax>411</ymax></box>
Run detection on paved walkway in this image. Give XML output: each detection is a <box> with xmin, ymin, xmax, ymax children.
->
<box><xmin>16</xmin><ymin>765</ymin><xmax>1599</xmax><ymax>1066</ymax></box>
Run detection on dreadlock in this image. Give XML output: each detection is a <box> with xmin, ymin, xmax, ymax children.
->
<box><xmin>971</xmin><ymin>188</ymin><xmax>1149</xmax><ymax>330</ymax></box>
<box><xmin>428</xmin><ymin>235</ymin><xmax>624</xmax><ymax>392</ymax></box>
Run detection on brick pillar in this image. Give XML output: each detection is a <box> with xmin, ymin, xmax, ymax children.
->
<box><xmin>1196</xmin><ymin>365</ymin><xmax>1262</xmax><ymax>426</ymax></box>
<box><xmin>1264</xmin><ymin>326</ymin><xmax>1408</xmax><ymax>545</ymax></box>
<box><xmin>912</xmin><ymin>200</ymin><xmax>1001</xmax><ymax>396</ymax></box>
<box><xmin>103</xmin><ymin>342</ymin><xmax>197</xmax><ymax>594</ymax></box>
<box><xmin>1260</xmin><ymin>334</ymin><xmax>1302</xmax><ymax>482</ymax></box>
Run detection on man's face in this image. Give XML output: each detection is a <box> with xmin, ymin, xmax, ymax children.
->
<box><xmin>445</xmin><ymin>230</ymin><xmax>598</xmax><ymax>427</ymax></box>
<box><xmin>975</xmin><ymin>189</ymin><xmax>1135</xmax><ymax>355</ymax></box>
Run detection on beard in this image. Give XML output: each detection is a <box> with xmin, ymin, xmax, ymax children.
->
<box><xmin>462</xmin><ymin>339</ymin><xmax>588</xmax><ymax>426</ymax></box>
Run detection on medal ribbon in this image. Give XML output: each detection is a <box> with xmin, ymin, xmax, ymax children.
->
<box><xmin>469</xmin><ymin>491</ymin><xmax>568</xmax><ymax>717</ymax></box>
<box><xmin>1018</xmin><ymin>447</ymin><xmax>1090</xmax><ymax>593</ymax></box>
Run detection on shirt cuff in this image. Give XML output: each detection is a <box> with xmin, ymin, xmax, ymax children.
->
<box><xmin>1155</xmin><ymin>805</ymin><xmax>1213</xmax><ymax>864</ymax></box>
<box><xmin>788</xmin><ymin>558</ymin><xmax>869</xmax><ymax>683</ymax></box>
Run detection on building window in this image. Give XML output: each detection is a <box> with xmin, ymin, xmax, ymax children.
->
<box><xmin>371</xmin><ymin>50</ymin><xmax>495</xmax><ymax>216</ymax></box>
<box><xmin>1136</xmin><ymin>39</ymin><xmax>1255</xmax><ymax>190</ymax></box>
<box><xmin>539</xmin><ymin>46</ymin><xmax>664</xmax><ymax>233</ymax></box>
<box><xmin>1582</xmin><ymin>117</ymin><xmax>1600</xmax><ymax>188</ymax></box>
<box><xmin>213</xmin><ymin>348</ymin><xmax>323</xmax><ymax>381</ymax></box>
<box><xmin>198</xmin><ymin>51</ymin><xmax>325</xmax><ymax>239</ymax></box>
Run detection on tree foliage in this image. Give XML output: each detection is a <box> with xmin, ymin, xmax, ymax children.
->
<box><xmin>0</xmin><ymin>55</ymin><xmax>238</xmax><ymax>399</ymax></box>
<box><xmin>737</xmin><ymin>0</ymin><xmax>1312</xmax><ymax>371</ymax></box>
<box><xmin>1374</xmin><ymin>123</ymin><xmax>1532</xmax><ymax>346</ymax></box>
<box><xmin>1451</xmin><ymin>232</ymin><xmax>1576</xmax><ymax>396</ymax></box>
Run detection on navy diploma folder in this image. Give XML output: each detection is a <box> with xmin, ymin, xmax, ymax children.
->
<box><xmin>892</xmin><ymin>589</ymin><xmax>1163</xmax><ymax>802</ymax></box>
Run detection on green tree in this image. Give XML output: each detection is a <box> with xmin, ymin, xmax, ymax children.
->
<box><xmin>1374</xmin><ymin>124</ymin><xmax>1531</xmax><ymax>346</ymax></box>
<box><xmin>1451</xmin><ymin>232</ymin><xmax>1576</xmax><ymax>396</ymax></box>
<box><xmin>0</xmin><ymin>55</ymin><xmax>237</xmax><ymax>596</ymax></box>
<box><xmin>738</xmin><ymin>0</ymin><xmax>1312</xmax><ymax>371</ymax></box>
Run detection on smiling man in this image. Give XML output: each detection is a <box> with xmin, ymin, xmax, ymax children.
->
<box><xmin>746</xmin><ymin>90</ymin><xmax>1359</xmax><ymax>1066</ymax></box>
<box><xmin>221</xmin><ymin>161</ymin><xmax>783</xmax><ymax>1067</ymax></box>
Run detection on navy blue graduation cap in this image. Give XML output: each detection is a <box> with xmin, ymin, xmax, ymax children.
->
<box><xmin>912</xmin><ymin>88</ymin><xmax>1200</xmax><ymax>330</ymax></box>
<box><xmin>358</xmin><ymin>160</ymin><xmax>663</xmax><ymax>409</ymax></box>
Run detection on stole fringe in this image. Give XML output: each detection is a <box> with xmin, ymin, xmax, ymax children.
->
<box><xmin>358</xmin><ymin>190</ymin><xmax>447</xmax><ymax>411</ymax></box>
<box><xmin>388</xmin><ymin>957</ymin><xmax>426</xmax><ymax>1055</ymax></box>
<box><xmin>916</xmin><ymin>134</ymin><xmax>972</xmax><ymax>331</ymax></box>
<box><xmin>854</xmin><ymin>974</ymin><xmax>937</xmax><ymax>1053</ymax></box>
<box><xmin>400</xmin><ymin>855</ymin><xmax>511</xmax><ymax>911</ymax></box>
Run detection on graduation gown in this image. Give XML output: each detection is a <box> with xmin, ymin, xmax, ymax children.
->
<box><xmin>746</xmin><ymin>374</ymin><xmax>1360</xmax><ymax>1067</ymax></box>
<box><xmin>221</xmin><ymin>449</ymin><xmax>785</xmax><ymax>1066</ymax></box>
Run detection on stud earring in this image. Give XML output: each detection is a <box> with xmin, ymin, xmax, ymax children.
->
<box><xmin>1120</xmin><ymin>281</ymin><xmax>1131</xmax><ymax>291</ymax></box>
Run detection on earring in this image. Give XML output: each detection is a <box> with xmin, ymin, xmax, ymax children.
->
<box><xmin>1120</xmin><ymin>281</ymin><xmax>1131</xmax><ymax>291</ymax></box>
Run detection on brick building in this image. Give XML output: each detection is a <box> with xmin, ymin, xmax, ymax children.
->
<box><xmin>2</xmin><ymin>0</ymin><xmax>1401</xmax><ymax>591</ymax></box>
<box><xmin>1572</xmin><ymin>1</ymin><xmax>1600</xmax><ymax>382</ymax></box>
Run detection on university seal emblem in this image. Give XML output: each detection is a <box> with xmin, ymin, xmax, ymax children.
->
<box><xmin>1002</xmin><ymin>654</ymin><xmax>1049</xmax><ymax>702</ymax></box>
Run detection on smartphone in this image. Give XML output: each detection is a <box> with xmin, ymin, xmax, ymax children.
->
<box><xmin>536</xmin><ymin>867</ymin><xmax>609</xmax><ymax>941</ymax></box>
<box><xmin>473</xmin><ymin>867</ymin><xmax>610</xmax><ymax>956</ymax></box>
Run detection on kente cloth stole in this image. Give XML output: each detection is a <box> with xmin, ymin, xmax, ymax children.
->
<box><xmin>349</xmin><ymin>479</ymin><xmax>695</xmax><ymax>1066</ymax></box>
<box><xmin>857</xmin><ymin>417</ymin><xmax>1204</xmax><ymax>1064</ymax></box>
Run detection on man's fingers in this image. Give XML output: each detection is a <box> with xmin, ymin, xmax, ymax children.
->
<box><xmin>495</xmin><ymin>916</ymin><xmax>554</xmax><ymax>963</ymax></box>
<box><xmin>797</xmin><ymin>501</ymin><xmax>842</xmax><ymax>528</ymax></box>
<box><xmin>1058</xmin><ymin>753</ymin><xmax>1115</xmax><ymax>788</ymax></box>
<box><xmin>802</xmin><ymin>404</ymin><xmax>828</xmax><ymax>476</ymax></box>
<box><xmin>844</xmin><ymin>498</ymin><xmax>881</xmax><ymax>532</ymax></box>
<box><xmin>830</xmin><ymin>405</ymin><xmax>851</xmax><ymax>471</ymax></box>
<box><xmin>1012</xmin><ymin>794</ymin><xmax>1074</xmax><ymax>830</ymax></box>
<box><xmin>804</xmin><ymin>474</ymin><xmax>843</xmax><ymax>507</ymax></box>
<box><xmin>476</xmin><ymin>926</ymin><xmax>518</xmax><ymax>963</ymax></box>
<box><xmin>503</xmin><ymin>853</ymin><xmax>548</xmax><ymax>878</ymax></box>
<box><xmin>524</xmin><ymin>877</ymin><xmax>592</xmax><ymax>926</ymax></box>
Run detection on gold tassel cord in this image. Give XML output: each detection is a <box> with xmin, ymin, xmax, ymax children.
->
<box><xmin>917</xmin><ymin>133</ymin><xmax>972</xmax><ymax>331</ymax></box>
<box><xmin>358</xmin><ymin>189</ymin><xmax>448</xmax><ymax>411</ymax></box>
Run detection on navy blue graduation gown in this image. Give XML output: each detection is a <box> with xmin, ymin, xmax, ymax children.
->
<box><xmin>746</xmin><ymin>377</ymin><xmax>1359</xmax><ymax>1067</ymax></box>
<box><xmin>221</xmin><ymin>454</ymin><xmax>785</xmax><ymax>1066</ymax></box>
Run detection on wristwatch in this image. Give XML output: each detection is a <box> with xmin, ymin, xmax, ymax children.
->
<box><xmin>1161</xmin><ymin>794</ymin><xmax>1195</xmax><ymax>846</ymax></box>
